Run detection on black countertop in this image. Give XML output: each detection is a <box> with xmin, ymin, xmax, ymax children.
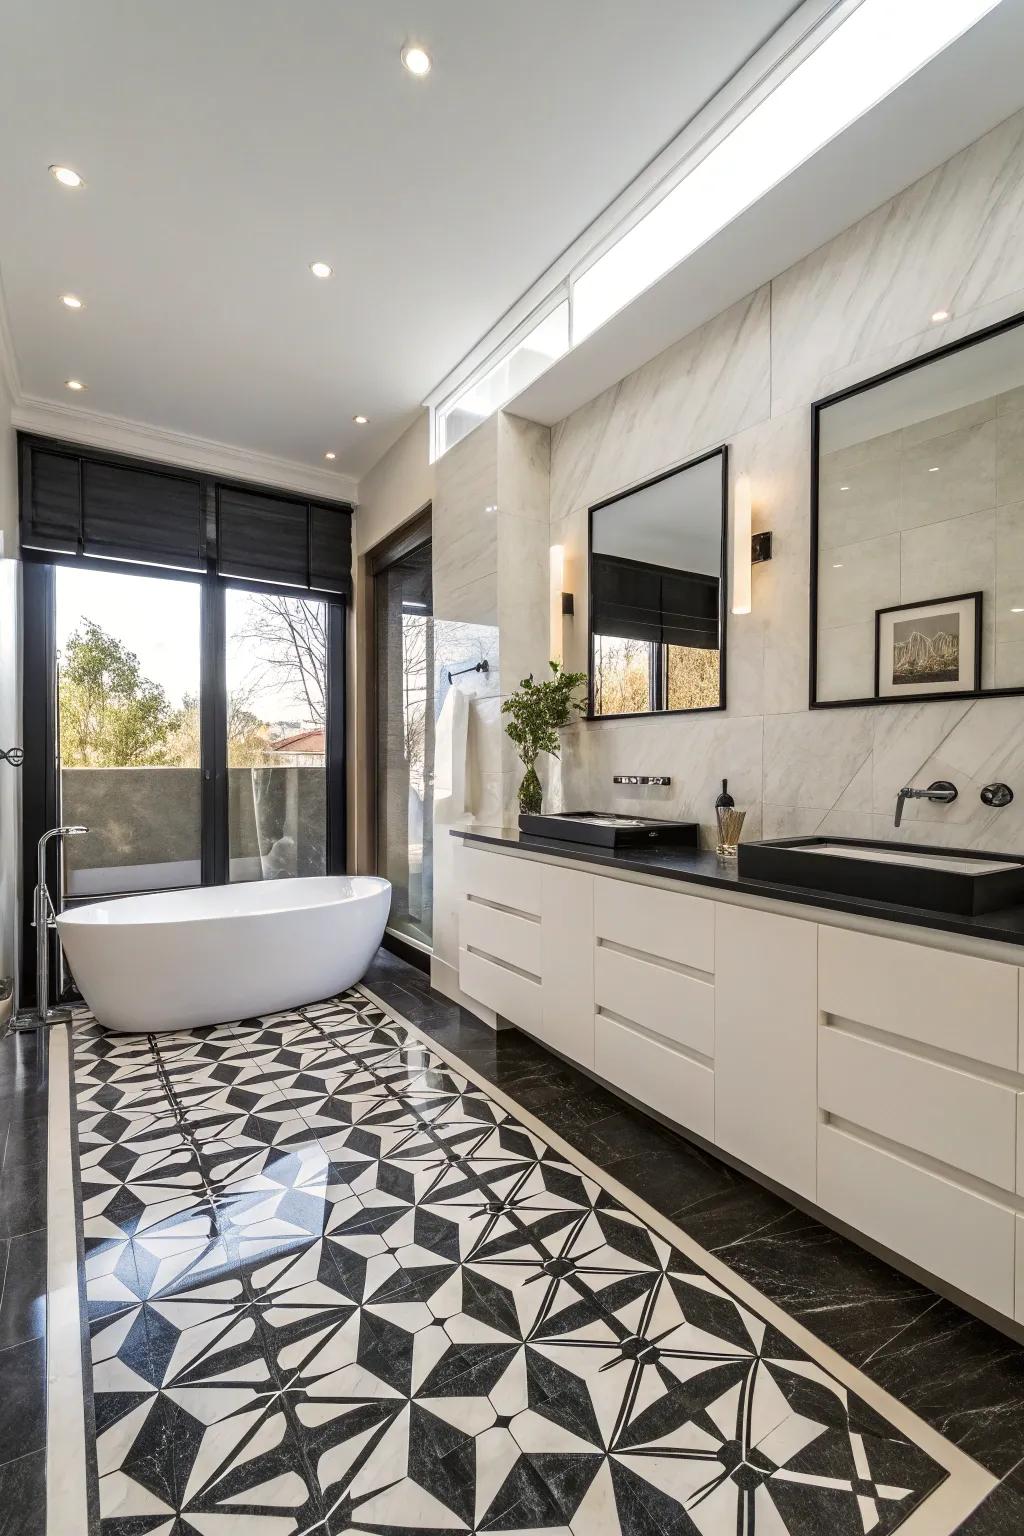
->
<box><xmin>452</xmin><ymin>825</ymin><xmax>1024</xmax><ymax>950</ymax></box>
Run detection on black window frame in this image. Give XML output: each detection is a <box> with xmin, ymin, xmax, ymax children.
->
<box><xmin>586</xmin><ymin>445</ymin><xmax>729</xmax><ymax>721</ymax></box>
<box><xmin>19</xmin><ymin>437</ymin><xmax>351</xmax><ymax>1004</ymax></box>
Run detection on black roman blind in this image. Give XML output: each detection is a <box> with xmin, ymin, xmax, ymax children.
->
<box><xmin>217</xmin><ymin>488</ymin><xmax>352</xmax><ymax>596</ymax></box>
<box><xmin>18</xmin><ymin>434</ymin><xmax>353</xmax><ymax>598</ymax></box>
<box><xmin>591</xmin><ymin>552</ymin><xmax>719</xmax><ymax>649</ymax></box>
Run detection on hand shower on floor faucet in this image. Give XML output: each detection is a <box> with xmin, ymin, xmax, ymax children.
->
<box><xmin>11</xmin><ymin>824</ymin><xmax>90</xmax><ymax>1031</ymax></box>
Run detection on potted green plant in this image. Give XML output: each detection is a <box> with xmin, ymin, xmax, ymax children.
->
<box><xmin>502</xmin><ymin>661</ymin><xmax>588</xmax><ymax>816</ymax></box>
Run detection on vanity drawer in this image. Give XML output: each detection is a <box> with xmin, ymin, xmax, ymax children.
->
<box><xmin>820</xmin><ymin>1026</ymin><xmax>1017</xmax><ymax>1191</ymax></box>
<box><xmin>595</xmin><ymin>945</ymin><xmax>714</xmax><ymax>1059</ymax></box>
<box><xmin>594</xmin><ymin>876</ymin><xmax>714</xmax><ymax>974</ymax></box>
<box><xmin>818</xmin><ymin>1123</ymin><xmax>1015</xmax><ymax>1315</ymax></box>
<box><xmin>461</xmin><ymin>844</ymin><xmax>542</xmax><ymax>917</ymax></box>
<box><xmin>818</xmin><ymin>926</ymin><xmax>1018</xmax><ymax>1069</ymax></box>
<box><xmin>459</xmin><ymin>947</ymin><xmax>541</xmax><ymax>1034</ymax></box>
<box><xmin>595</xmin><ymin>1013</ymin><xmax>714</xmax><ymax>1142</ymax></box>
<box><xmin>461</xmin><ymin>897</ymin><xmax>541</xmax><ymax>978</ymax></box>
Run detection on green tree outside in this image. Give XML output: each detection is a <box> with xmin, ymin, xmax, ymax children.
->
<box><xmin>59</xmin><ymin>619</ymin><xmax>181</xmax><ymax>767</ymax></box>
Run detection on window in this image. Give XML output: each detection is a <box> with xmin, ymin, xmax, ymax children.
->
<box><xmin>226</xmin><ymin>589</ymin><xmax>328</xmax><ymax>881</ymax></box>
<box><xmin>56</xmin><ymin>565</ymin><xmax>202</xmax><ymax>896</ymax></box>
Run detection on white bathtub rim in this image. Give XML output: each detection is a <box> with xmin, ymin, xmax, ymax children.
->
<box><xmin>57</xmin><ymin>873</ymin><xmax>391</xmax><ymax>931</ymax></box>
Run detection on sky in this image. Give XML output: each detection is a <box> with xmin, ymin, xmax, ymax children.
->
<box><xmin>55</xmin><ymin>566</ymin><xmax>319</xmax><ymax>726</ymax></box>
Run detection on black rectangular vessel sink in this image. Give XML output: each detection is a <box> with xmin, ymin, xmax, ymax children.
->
<box><xmin>738</xmin><ymin>836</ymin><xmax>1024</xmax><ymax>916</ymax></box>
<box><xmin>518</xmin><ymin>811</ymin><xmax>700</xmax><ymax>850</ymax></box>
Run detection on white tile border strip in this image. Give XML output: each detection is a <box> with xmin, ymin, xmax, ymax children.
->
<box><xmin>46</xmin><ymin>1023</ymin><xmax>89</xmax><ymax>1536</ymax></box>
<box><xmin>356</xmin><ymin>983</ymin><xmax>998</xmax><ymax>1536</ymax></box>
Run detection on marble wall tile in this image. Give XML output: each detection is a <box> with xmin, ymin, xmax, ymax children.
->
<box><xmin>549</xmin><ymin>287</ymin><xmax>770</xmax><ymax>520</ymax></box>
<box><xmin>902</xmin><ymin>396</ymin><xmax>996</xmax><ymax>448</ymax></box>
<box><xmin>898</xmin><ymin>509</ymin><xmax>996</xmax><ymax>603</ymax></box>
<box><xmin>771</xmin><ymin>111</ymin><xmax>1024</xmax><ymax>416</ymax></box>
<box><xmin>997</xmin><ymin>399</ymin><xmax>1024</xmax><ymax>504</ymax></box>
<box><xmin>815</xmin><ymin>621</ymin><xmax>874</xmax><ymax>703</ymax></box>
<box><xmin>900</xmin><ymin>420</ymin><xmax>996</xmax><ymax>529</ymax></box>
<box><xmin>498</xmin><ymin>415</ymin><xmax>550</xmax><ymax>524</ymax></box>
<box><xmin>433</xmin><ymin>417</ymin><xmax>499</xmax><ymax>621</ymax></box>
<box><xmin>818</xmin><ymin>535</ymin><xmax>900</xmax><ymax>628</ymax></box>
<box><xmin>763</xmin><ymin>709</ymin><xmax>874</xmax><ymax>815</ymax></box>
<box><xmin>818</xmin><ymin>453</ymin><xmax>902</xmax><ymax>548</ymax></box>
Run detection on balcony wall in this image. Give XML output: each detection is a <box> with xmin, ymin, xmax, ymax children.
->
<box><xmin>61</xmin><ymin>765</ymin><xmax>325</xmax><ymax>894</ymax></box>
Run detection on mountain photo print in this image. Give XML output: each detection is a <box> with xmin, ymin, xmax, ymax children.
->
<box><xmin>875</xmin><ymin>592</ymin><xmax>982</xmax><ymax>700</ymax></box>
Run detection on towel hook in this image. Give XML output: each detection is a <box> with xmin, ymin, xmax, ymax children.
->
<box><xmin>447</xmin><ymin>660</ymin><xmax>490</xmax><ymax>686</ymax></box>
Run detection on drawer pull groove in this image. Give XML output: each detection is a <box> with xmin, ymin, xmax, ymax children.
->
<box><xmin>596</xmin><ymin>936</ymin><xmax>714</xmax><ymax>983</ymax></box>
<box><xmin>826</xmin><ymin>1114</ymin><xmax>1024</xmax><ymax>1213</ymax></box>
<box><xmin>465</xmin><ymin>893</ymin><xmax>541</xmax><ymax>924</ymax></box>
<box><xmin>596</xmin><ymin>1005</ymin><xmax>714</xmax><ymax>1069</ymax></box>
<box><xmin>822</xmin><ymin>1014</ymin><xmax>1024</xmax><ymax>1090</ymax></box>
<box><xmin>464</xmin><ymin>945</ymin><xmax>541</xmax><ymax>984</ymax></box>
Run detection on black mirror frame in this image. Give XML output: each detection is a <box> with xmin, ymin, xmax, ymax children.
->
<box><xmin>586</xmin><ymin>444</ymin><xmax>729</xmax><ymax>722</ymax></box>
<box><xmin>810</xmin><ymin>306</ymin><xmax>1024</xmax><ymax>710</ymax></box>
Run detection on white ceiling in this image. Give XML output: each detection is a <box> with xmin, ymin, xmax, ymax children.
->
<box><xmin>0</xmin><ymin>0</ymin><xmax>799</xmax><ymax>488</ymax></box>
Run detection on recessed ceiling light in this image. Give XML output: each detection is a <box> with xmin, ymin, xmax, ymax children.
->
<box><xmin>401</xmin><ymin>44</ymin><xmax>431</xmax><ymax>77</ymax></box>
<box><xmin>1013</xmin><ymin>607</ymin><xmax>1024</xmax><ymax>614</ymax></box>
<box><xmin>49</xmin><ymin>164</ymin><xmax>84</xmax><ymax>188</ymax></box>
<box><xmin>931</xmin><ymin>309</ymin><xmax>951</xmax><ymax>323</ymax></box>
<box><xmin>60</xmin><ymin>293</ymin><xmax>84</xmax><ymax>310</ymax></box>
<box><xmin>65</xmin><ymin>378</ymin><xmax>86</xmax><ymax>391</ymax></box>
<box><xmin>309</xmin><ymin>261</ymin><xmax>333</xmax><ymax>279</ymax></box>
<box><xmin>839</xmin><ymin>484</ymin><xmax>850</xmax><ymax>492</ymax></box>
<box><xmin>353</xmin><ymin>415</ymin><xmax>369</xmax><ymax>425</ymax></box>
<box><xmin>324</xmin><ymin>451</ymin><xmax>336</xmax><ymax>461</ymax></box>
<box><xmin>928</xmin><ymin>465</ymin><xmax>940</xmax><ymax>472</ymax></box>
<box><xmin>484</xmin><ymin>504</ymin><xmax>498</xmax><ymax>514</ymax></box>
<box><xmin>832</xmin><ymin>562</ymin><xmax>844</xmax><ymax>569</ymax></box>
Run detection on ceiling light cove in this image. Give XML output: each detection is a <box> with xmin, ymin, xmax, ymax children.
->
<box><xmin>65</xmin><ymin>378</ymin><xmax>86</xmax><ymax>391</ymax></box>
<box><xmin>60</xmin><ymin>293</ymin><xmax>84</xmax><ymax>310</ymax></box>
<box><xmin>49</xmin><ymin>164</ymin><xmax>84</xmax><ymax>188</ymax></box>
<box><xmin>401</xmin><ymin>44</ymin><xmax>431</xmax><ymax>77</ymax></box>
<box><xmin>309</xmin><ymin>261</ymin><xmax>333</xmax><ymax>279</ymax></box>
<box><xmin>353</xmin><ymin>415</ymin><xmax>369</xmax><ymax>425</ymax></box>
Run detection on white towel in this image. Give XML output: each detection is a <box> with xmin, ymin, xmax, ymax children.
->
<box><xmin>434</xmin><ymin>684</ymin><xmax>469</xmax><ymax>826</ymax></box>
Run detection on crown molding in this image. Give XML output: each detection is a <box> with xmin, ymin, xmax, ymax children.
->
<box><xmin>10</xmin><ymin>394</ymin><xmax>359</xmax><ymax>504</ymax></box>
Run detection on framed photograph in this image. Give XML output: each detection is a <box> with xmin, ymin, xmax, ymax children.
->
<box><xmin>874</xmin><ymin>592</ymin><xmax>982</xmax><ymax>699</ymax></box>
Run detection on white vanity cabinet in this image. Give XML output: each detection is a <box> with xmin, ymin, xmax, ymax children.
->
<box><xmin>815</xmin><ymin>925</ymin><xmax>1022</xmax><ymax>1316</ymax></box>
<box><xmin>455</xmin><ymin>835</ymin><xmax>1024</xmax><ymax>1330</ymax></box>
<box><xmin>592</xmin><ymin>876</ymin><xmax>716</xmax><ymax>1142</ymax></box>
<box><xmin>458</xmin><ymin>844</ymin><xmax>595</xmax><ymax>1064</ymax></box>
<box><xmin>713</xmin><ymin>904</ymin><xmax>818</xmax><ymax>1201</ymax></box>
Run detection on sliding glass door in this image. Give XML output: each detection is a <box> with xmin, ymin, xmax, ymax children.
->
<box><xmin>225</xmin><ymin>588</ymin><xmax>328</xmax><ymax>881</ymax></box>
<box><xmin>55</xmin><ymin>566</ymin><xmax>203</xmax><ymax>896</ymax></box>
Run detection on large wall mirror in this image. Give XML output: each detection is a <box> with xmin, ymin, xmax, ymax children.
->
<box><xmin>812</xmin><ymin>313</ymin><xmax>1024</xmax><ymax>707</ymax></box>
<box><xmin>588</xmin><ymin>447</ymin><xmax>727</xmax><ymax>718</ymax></box>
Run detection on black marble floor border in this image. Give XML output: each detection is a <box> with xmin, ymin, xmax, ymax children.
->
<box><xmin>0</xmin><ymin>1026</ymin><xmax>49</xmax><ymax>1536</ymax></box>
<box><xmin>359</xmin><ymin>951</ymin><xmax>1024</xmax><ymax>1536</ymax></box>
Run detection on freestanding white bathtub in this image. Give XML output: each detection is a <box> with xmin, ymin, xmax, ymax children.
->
<box><xmin>57</xmin><ymin>875</ymin><xmax>392</xmax><ymax>1033</ymax></box>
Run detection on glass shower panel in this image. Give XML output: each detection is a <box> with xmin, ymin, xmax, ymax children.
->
<box><xmin>375</xmin><ymin>540</ymin><xmax>433</xmax><ymax>946</ymax></box>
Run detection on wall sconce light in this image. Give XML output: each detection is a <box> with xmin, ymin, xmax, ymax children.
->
<box><xmin>732</xmin><ymin>476</ymin><xmax>773</xmax><ymax>614</ymax></box>
<box><xmin>732</xmin><ymin>476</ymin><xmax>753</xmax><ymax>615</ymax></box>
<box><xmin>550</xmin><ymin>545</ymin><xmax>573</xmax><ymax>661</ymax></box>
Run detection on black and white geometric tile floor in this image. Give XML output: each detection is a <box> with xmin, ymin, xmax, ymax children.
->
<box><xmin>70</xmin><ymin>987</ymin><xmax>987</xmax><ymax>1535</ymax></box>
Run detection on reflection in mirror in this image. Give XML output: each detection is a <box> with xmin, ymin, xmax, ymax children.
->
<box><xmin>813</xmin><ymin>315</ymin><xmax>1024</xmax><ymax>706</ymax></box>
<box><xmin>588</xmin><ymin>448</ymin><xmax>727</xmax><ymax>718</ymax></box>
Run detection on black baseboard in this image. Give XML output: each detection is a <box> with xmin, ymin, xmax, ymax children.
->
<box><xmin>381</xmin><ymin>929</ymin><xmax>431</xmax><ymax>975</ymax></box>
